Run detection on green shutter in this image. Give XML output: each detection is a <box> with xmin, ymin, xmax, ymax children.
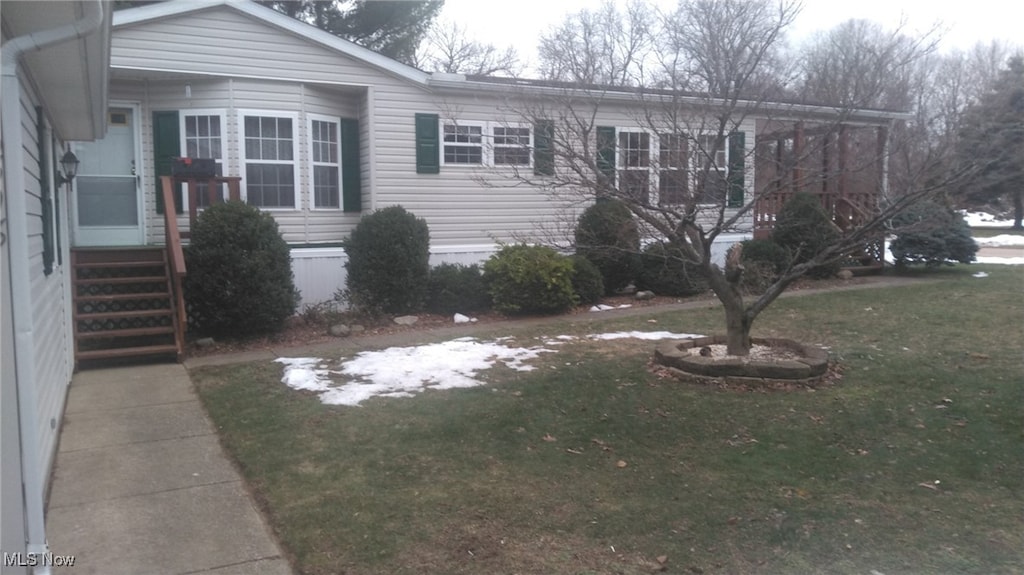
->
<box><xmin>727</xmin><ymin>131</ymin><xmax>745</xmax><ymax>208</ymax></box>
<box><xmin>153</xmin><ymin>111</ymin><xmax>182</xmax><ymax>214</ymax></box>
<box><xmin>36</xmin><ymin>107</ymin><xmax>54</xmax><ymax>276</ymax></box>
<box><xmin>415</xmin><ymin>113</ymin><xmax>439</xmax><ymax>174</ymax></box>
<box><xmin>340</xmin><ymin>118</ymin><xmax>362</xmax><ymax>212</ymax></box>
<box><xmin>52</xmin><ymin>136</ymin><xmax>62</xmax><ymax>267</ymax></box>
<box><xmin>534</xmin><ymin>120</ymin><xmax>554</xmax><ymax>176</ymax></box>
<box><xmin>596</xmin><ymin>126</ymin><xmax>616</xmax><ymax>195</ymax></box>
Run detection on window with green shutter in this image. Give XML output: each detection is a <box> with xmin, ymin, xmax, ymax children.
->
<box><xmin>153</xmin><ymin>110</ymin><xmax>183</xmax><ymax>214</ymax></box>
<box><xmin>727</xmin><ymin>131</ymin><xmax>745</xmax><ymax>208</ymax></box>
<box><xmin>534</xmin><ymin>120</ymin><xmax>554</xmax><ymax>176</ymax></box>
<box><xmin>339</xmin><ymin>118</ymin><xmax>362</xmax><ymax>212</ymax></box>
<box><xmin>36</xmin><ymin>107</ymin><xmax>54</xmax><ymax>276</ymax></box>
<box><xmin>415</xmin><ymin>113</ymin><xmax>440</xmax><ymax>174</ymax></box>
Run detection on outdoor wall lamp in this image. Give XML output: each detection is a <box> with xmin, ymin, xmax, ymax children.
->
<box><xmin>56</xmin><ymin>149</ymin><xmax>79</xmax><ymax>185</ymax></box>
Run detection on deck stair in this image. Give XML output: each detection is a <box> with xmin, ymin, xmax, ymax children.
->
<box><xmin>71</xmin><ymin>247</ymin><xmax>183</xmax><ymax>364</ymax></box>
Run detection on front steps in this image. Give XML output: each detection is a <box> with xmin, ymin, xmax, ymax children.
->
<box><xmin>72</xmin><ymin>248</ymin><xmax>183</xmax><ymax>364</ymax></box>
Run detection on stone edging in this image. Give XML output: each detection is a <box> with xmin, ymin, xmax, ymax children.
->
<box><xmin>654</xmin><ymin>336</ymin><xmax>829</xmax><ymax>382</ymax></box>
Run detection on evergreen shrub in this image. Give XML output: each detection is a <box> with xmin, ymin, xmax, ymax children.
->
<box><xmin>483</xmin><ymin>244</ymin><xmax>577</xmax><ymax>315</ymax></box>
<box><xmin>738</xmin><ymin>239</ymin><xmax>790</xmax><ymax>293</ymax></box>
<box><xmin>569</xmin><ymin>255</ymin><xmax>605</xmax><ymax>305</ymax></box>
<box><xmin>425</xmin><ymin>263</ymin><xmax>490</xmax><ymax>315</ymax></box>
<box><xmin>575</xmin><ymin>200</ymin><xmax>641</xmax><ymax>294</ymax></box>
<box><xmin>891</xmin><ymin>201</ymin><xmax>978</xmax><ymax>267</ymax></box>
<box><xmin>772</xmin><ymin>192</ymin><xmax>841</xmax><ymax>278</ymax></box>
<box><xmin>343</xmin><ymin>206</ymin><xmax>430</xmax><ymax>314</ymax></box>
<box><xmin>185</xmin><ymin>201</ymin><xmax>298</xmax><ymax>336</ymax></box>
<box><xmin>637</xmin><ymin>242</ymin><xmax>708</xmax><ymax>297</ymax></box>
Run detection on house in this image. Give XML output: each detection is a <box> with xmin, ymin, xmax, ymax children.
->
<box><xmin>1</xmin><ymin>1</ymin><xmax>112</xmax><ymax>569</ymax></box>
<box><xmin>51</xmin><ymin>0</ymin><xmax>902</xmax><ymax>363</ymax></box>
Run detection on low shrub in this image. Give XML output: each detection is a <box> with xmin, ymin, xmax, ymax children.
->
<box><xmin>483</xmin><ymin>244</ymin><xmax>577</xmax><ymax>315</ymax></box>
<box><xmin>738</xmin><ymin>239</ymin><xmax>790</xmax><ymax>293</ymax></box>
<box><xmin>575</xmin><ymin>200</ymin><xmax>642</xmax><ymax>294</ymax></box>
<box><xmin>772</xmin><ymin>192</ymin><xmax>841</xmax><ymax>278</ymax></box>
<box><xmin>425</xmin><ymin>263</ymin><xmax>490</xmax><ymax>315</ymax></box>
<box><xmin>343</xmin><ymin>206</ymin><xmax>430</xmax><ymax>314</ymax></box>
<box><xmin>185</xmin><ymin>201</ymin><xmax>298</xmax><ymax>336</ymax></box>
<box><xmin>637</xmin><ymin>242</ymin><xmax>708</xmax><ymax>297</ymax></box>
<box><xmin>891</xmin><ymin>201</ymin><xmax>978</xmax><ymax>267</ymax></box>
<box><xmin>569</xmin><ymin>255</ymin><xmax>605</xmax><ymax>305</ymax></box>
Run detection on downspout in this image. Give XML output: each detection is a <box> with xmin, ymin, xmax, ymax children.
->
<box><xmin>1</xmin><ymin>2</ymin><xmax>105</xmax><ymax>573</ymax></box>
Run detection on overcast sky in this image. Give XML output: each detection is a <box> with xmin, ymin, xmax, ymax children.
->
<box><xmin>438</xmin><ymin>0</ymin><xmax>1022</xmax><ymax>71</ymax></box>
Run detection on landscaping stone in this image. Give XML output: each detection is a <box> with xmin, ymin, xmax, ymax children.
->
<box><xmin>394</xmin><ymin>315</ymin><xmax>419</xmax><ymax>326</ymax></box>
<box><xmin>653</xmin><ymin>335</ymin><xmax>829</xmax><ymax>388</ymax></box>
<box><xmin>635</xmin><ymin>290</ymin><xmax>656</xmax><ymax>301</ymax></box>
<box><xmin>453</xmin><ymin>313</ymin><xmax>471</xmax><ymax>324</ymax></box>
<box><xmin>837</xmin><ymin>269</ymin><xmax>854</xmax><ymax>280</ymax></box>
<box><xmin>195</xmin><ymin>337</ymin><xmax>216</xmax><ymax>348</ymax></box>
<box><xmin>328</xmin><ymin>324</ymin><xmax>351</xmax><ymax>337</ymax></box>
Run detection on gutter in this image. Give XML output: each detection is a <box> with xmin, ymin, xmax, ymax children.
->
<box><xmin>1</xmin><ymin>2</ymin><xmax>105</xmax><ymax>572</ymax></box>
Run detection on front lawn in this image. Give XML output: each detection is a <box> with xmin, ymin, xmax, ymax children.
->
<box><xmin>191</xmin><ymin>266</ymin><xmax>1023</xmax><ymax>575</ymax></box>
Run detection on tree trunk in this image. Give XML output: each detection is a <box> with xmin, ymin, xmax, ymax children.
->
<box><xmin>1013</xmin><ymin>190</ymin><xmax>1023</xmax><ymax>230</ymax></box>
<box><xmin>723</xmin><ymin>296</ymin><xmax>752</xmax><ymax>356</ymax></box>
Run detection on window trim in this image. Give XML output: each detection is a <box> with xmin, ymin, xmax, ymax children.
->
<box><xmin>307</xmin><ymin>113</ymin><xmax>343</xmax><ymax>211</ymax></box>
<box><xmin>440</xmin><ymin>119</ymin><xmax>487</xmax><ymax>167</ymax></box>
<box><xmin>179</xmin><ymin>109</ymin><xmax>227</xmax><ymax>211</ymax></box>
<box><xmin>491</xmin><ymin>123</ymin><xmax>533</xmax><ymax>168</ymax></box>
<box><xmin>237</xmin><ymin>109</ymin><xmax>300</xmax><ymax>211</ymax></box>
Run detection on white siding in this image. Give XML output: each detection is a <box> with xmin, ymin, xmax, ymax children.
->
<box><xmin>112</xmin><ymin>6</ymin><xmax>414</xmax><ymax>87</ymax></box>
<box><xmin>15</xmin><ymin>67</ymin><xmax>74</xmax><ymax>483</ymax></box>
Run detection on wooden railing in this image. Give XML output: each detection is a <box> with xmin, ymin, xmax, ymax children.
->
<box><xmin>181</xmin><ymin>176</ymin><xmax>242</xmax><ymax>234</ymax></box>
<box><xmin>160</xmin><ymin>175</ymin><xmax>188</xmax><ymax>356</ymax></box>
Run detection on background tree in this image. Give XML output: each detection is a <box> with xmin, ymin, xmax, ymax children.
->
<box><xmin>955</xmin><ymin>55</ymin><xmax>1024</xmax><ymax>228</ymax></box>
<box><xmin>257</xmin><ymin>0</ymin><xmax>442</xmax><ymax>64</ymax></box>
<box><xmin>416</xmin><ymin>20</ymin><xmax>522</xmax><ymax>76</ymax></box>
<box><xmin>537</xmin><ymin>0</ymin><xmax>655</xmax><ymax>87</ymax></box>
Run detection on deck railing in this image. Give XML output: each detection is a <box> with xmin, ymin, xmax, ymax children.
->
<box><xmin>160</xmin><ymin>175</ymin><xmax>188</xmax><ymax>355</ymax></box>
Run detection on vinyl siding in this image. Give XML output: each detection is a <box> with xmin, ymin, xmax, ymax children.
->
<box><xmin>112</xmin><ymin>5</ymin><xmax>408</xmax><ymax>86</ymax></box>
<box><xmin>15</xmin><ymin>67</ymin><xmax>73</xmax><ymax>483</ymax></box>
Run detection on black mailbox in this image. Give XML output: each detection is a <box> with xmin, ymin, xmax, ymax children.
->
<box><xmin>171</xmin><ymin>157</ymin><xmax>217</xmax><ymax>178</ymax></box>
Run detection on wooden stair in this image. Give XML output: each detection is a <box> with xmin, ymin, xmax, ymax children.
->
<box><xmin>72</xmin><ymin>248</ymin><xmax>183</xmax><ymax>365</ymax></box>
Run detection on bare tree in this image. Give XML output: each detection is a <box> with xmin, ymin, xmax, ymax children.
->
<box><xmin>477</xmin><ymin>0</ymin><xmax>958</xmax><ymax>355</ymax></box>
<box><xmin>416</xmin><ymin>20</ymin><xmax>522</xmax><ymax>76</ymax></box>
<box><xmin>796</xmin><ymin>19</ymin><xmax>940</xmax><ymax>110</ymax></box>
<box><xmin>537</xmin><ymin>0</ymin><xmax>655</xmax><ymax>87</ymax></box>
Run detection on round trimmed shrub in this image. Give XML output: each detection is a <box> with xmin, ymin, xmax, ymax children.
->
<box><xmin>483</xmin><ymin>244</ymin><xmax>577</xmax><ymax>315</ymax></box>
<box><xmin>185</xmin><ymin>201</ymin><xmax>298</xmax><ymax>336</ymax></box>
<box><xmin>575</xmin><ymin>200</ymin><xmax>641</xmax><ymax>294</ymax></box>
<box><xmin>738</xmin><ymin>239</ymin><xmax>789</xmax><ymax>293</ymax></box>
<box><xmin>425</xmin><ymin>263</ymin><xmax>490</xmax><ymax>314</ymax></box>
<box><xmin>772</xmin><ymin>192</ymin><xmax>841</xmax><ymax>278</ymax></box>
<box><xmin>343</xmin><ymin>206</ymin><xmax>430</xmax><ymax>314</ymax></box>
<box><xmin>637</xmin><ymin>242</ymin><xmax>708</xmax><ymax>297</ymax></box>
<box><xmin>890</xmin><ymin>201</ymin><xmax>978</xmax><ymax>267</ymax></box>
<box><xmin>569</xmin><ymin>255</ymin><xmax>605</xmax><ymax>305</ymax></box>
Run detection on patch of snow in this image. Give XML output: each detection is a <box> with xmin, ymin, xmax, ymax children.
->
<box><xmin>961</xmin><ymin>211</ymin><xmax>1015</xmax><ymax>228</ymax></box>
<box><xmin>975</xmin><ymin>256</ymin><xmax>1024</xmax><ymax>265</ymax></box>
<box><xmin>590</xmin><ymin>331</ymin><xmax>703</xmax><ymax>341</ymax></box>
<box><xmin>974</xmin><ymin>234</ymin><xmax>1024</xmax><ymax>247</ymax></box>
<box><xmin>972</xmin><ymin>271</ymin><xmax>989</xmax><ymax>278</ymax></box>
<box><xmin>453</xmin><ymin>313</ymin><xmax>471</xmax><ymax>323</ymax></box>
<box><xmin>589</xmin><ymin>304</ymin><xmax>633</xmax><ymax>312</ymax></box>
<box><xmin>277</xmin><ymin>338</ymin><xmax>556</xmax><ymax>407</ymax></box>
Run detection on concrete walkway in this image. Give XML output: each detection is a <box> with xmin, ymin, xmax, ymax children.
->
<box><xmin>45</xmin><ymin>363</ymin><xmax>293</xmax><ymax>575</ymax></box>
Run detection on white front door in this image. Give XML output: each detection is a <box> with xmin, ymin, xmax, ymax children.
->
<box><xmin>72</xmin><ymin>106</ymin><xmax>144</xmax><ymax>246</ymax></box>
